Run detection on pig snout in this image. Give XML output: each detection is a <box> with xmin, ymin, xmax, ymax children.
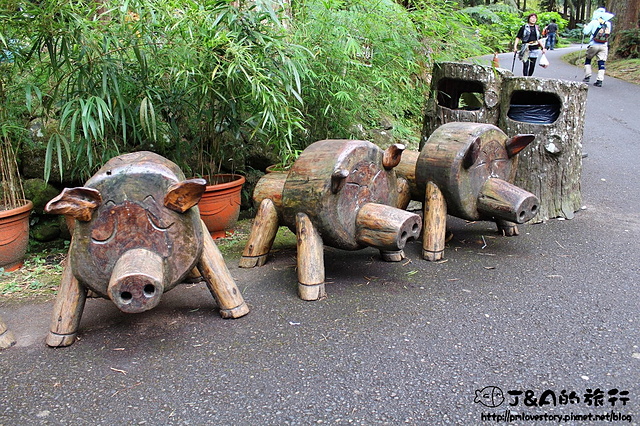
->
<box><xmin>477</xmin><ymin>178</ymin><xmax>539</xmax><ymax>224</ymax></box>
<box><xmin>107</xmin><ymin>249</ymin><xmax>165</xmax><ymax>313</ymax></box>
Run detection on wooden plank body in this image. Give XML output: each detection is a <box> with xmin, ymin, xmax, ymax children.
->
<box><xmin>253</xmin><ymin>172</ymin><xmax>287</xmax><ymax>214</ymax></box>
<box><xmin>241</xmin><ymin>139</ymin><xmax>421</xmax><ymax>299</ymax></box>
<box><xmin>282</xmin><ymin>140</ymin><xmax>401</xmax><ymax>250</ymax></box>
<box><xmin>415</xmin><ymin>122</ymin><xmax>538</xmax><ymax>223</ymax></box>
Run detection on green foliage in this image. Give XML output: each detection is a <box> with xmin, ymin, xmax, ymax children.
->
<box><xmin>291</xmin><ymin>0</ymin><xmax>427</xmax><ymax>144</ymax></box>
<box><xmin>0</xmin><ymin>247</ymin><xmax>66</xmax><ymax>297</ymax></box>
<box><xmin>560</xmin><ymin>25</ymin><xmax>585</xmax><ymax>42</ymax></box>
<box><xmin>0</xmin><ymin>40</ymin><xmax>28</xmax><ymax>208</ymax></box>
<box><xmin>615</xmin><ymin>29</ymin><xmax>640</xmax><ymax>59</ymax></box>
<box><xmin>292</xmin><ymin>0</ymin><xmax>489</xmax><ymax>145</ymax></box>
<box><xmin>1</xmin><ymin>0</ymin><xmax>311</xmax><ymax>180</ymax></box>
<box><xmin>3</xmin><ymin>0</ymin><xmax>586</xmax><ymax>185</ymax></box>
<box><xmin>410</xmin><ymin>0</ymin><xmax>491</xmax><ymax>61</ymax></box>
<box><xmin>537</xmin><ymin>12</ymin><xmax>568</xmax><ymax>32</ymax></box>
<box><xmin>459</xmin><ymin>5</ymin><xmax>521</xmax><ymax>52</ymax></box>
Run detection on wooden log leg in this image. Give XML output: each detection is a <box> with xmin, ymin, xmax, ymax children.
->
<box><xmin>239</xmin><ymin>198</ymin><xmax>279</xmax><ymax>268</ymax></box>
<box><xmin>380</xmin><ymin>250</ymin><xmax>405</xmax><ymax>262</ymax></box>
<box><xmin>184</xmin><ymin>267</ymin><xmax>203</xmax><ymax>283</ymax></box>
<box><xmin>296</xmin><ymin>213</ymin><xmax>326</xmax><ymax>301</ymax></box>
<box><xmin>0</xmin><ymin>316</ymin><xmax>16</xmax><ymax>349</ymax></box>
<box><xmin>197</xmin><ymin>220</ymin><xmax>249</xmax><ymax>319</ymax></box>
<box><xmin>46</xmin><ymin>259</ymin><xmax>87</xmax><ymax>347</ymax></box>
<box><xmin>496</xmin><ymin>219</ymin><xmax>519</xmax><ymax>236</ymax></box>
<box><xmin>423</xmin><ymin>181</ymin><xmax>447</xmax><ymax>261</ymax></box>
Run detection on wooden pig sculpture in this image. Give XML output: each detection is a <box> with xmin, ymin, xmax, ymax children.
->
<box><xmin>239</xmin><ymin>139</ymin><xmax>421</xmax><ymax>301</ymax></box>
<box><xmin>44</xmin><ymin>151</ymin><xmax>249</xmax><ymax>347</ymax></box>
<box><xmin>0</xmin><ymin>316</ymin><xmax>16</xmax><ymax>349</ymax></box>
<box><xmin>396</xmin><ymin>122</ymin><xmax>539</xmax><ymax>261</ymax></box>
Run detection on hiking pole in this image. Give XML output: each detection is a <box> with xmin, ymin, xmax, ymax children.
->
<box><xmin>577</xmin><ymin>32</ymin><xmax>587</xmax><ymax>79</ymax></box>
<box><xmin>511</xmin><ymin>51</ymin><xmax>517</xmax><ymax>73</ymax></box>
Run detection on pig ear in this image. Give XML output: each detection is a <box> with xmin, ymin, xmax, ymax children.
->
<box><xmin>331</xmin><ymin>168</ymin><xmax>349</xmax><ymax>194</ymax></box>
<box><xmin>45</xmin><ymin>187</ymin><xmax>103</xmax><ymax>222</ymax></box>
<box><xmin>506</xmin><ymin>134</ymin><xmax>535</xmax><ymax>158</ymax></box>
<box><xmin>462</xmin><ymin>137</ymin><xmax>482</xmax><ymax>169</ymax></box>
<box><xmin>164</xmin><ymin>178</ymin><xmax>207</xmax><ymax>213</ymax></box>
<box><xmin>382</xmin><ymin>144</ymin><xmax>405</xmax><ymax>170</ymax></box>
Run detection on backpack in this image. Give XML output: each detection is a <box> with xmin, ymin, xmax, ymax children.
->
<box><xmin>593</xmin><ymin>22</ymin><xmax>610</xmax><ymax>43</ymax></box>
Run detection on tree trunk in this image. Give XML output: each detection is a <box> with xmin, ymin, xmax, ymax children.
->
<box><xmin>607</xmin><ymin>0</ymin><xmax>640</xmax><ymax>30</ymax></box>
<box><xmin>499</xmin><ymin>77</ymin><xmax>588</xmax><ymax>222</ymax></box>
<box><xmin>606</xmin><ymin>0</ymin><xmax>640</xmax><ymax>56</ymax></box>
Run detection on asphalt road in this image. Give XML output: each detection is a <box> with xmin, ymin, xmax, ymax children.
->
<box><xmin>1</xmin><ymin>46</ymin><xmax>639</xmax><ymax>424</ymax></box>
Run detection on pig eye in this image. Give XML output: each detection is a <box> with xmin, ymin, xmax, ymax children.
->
<box><xmin>143</xmin><ymin>195</ymin><xmax>174</xmax><ymax>231</ymax></box>
<box><xmin>91</xmin><ymin>201</ymin><xmax>117</xmax><ymax>243</ymax></box>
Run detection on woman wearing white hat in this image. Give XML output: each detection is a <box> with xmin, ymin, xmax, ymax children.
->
<box><xmin>583</xmin><ymin>7</ymin><xmax>614</xmax><ymax>87</ymax></box>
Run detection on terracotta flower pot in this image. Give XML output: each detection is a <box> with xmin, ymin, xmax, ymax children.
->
<box><xmin>265</xmin><ymin>164</ymin><xmax>290</xmax><ymax>174</ymax></box>
<box><xmin>198</xmin><ymin>174</ymin><xmax>245</xmax><ymax>239</ymax></box>
<box><xmin>0</xmin><ymin>199</ymin><xmax>33</xmax><ymax>272</ymax></box>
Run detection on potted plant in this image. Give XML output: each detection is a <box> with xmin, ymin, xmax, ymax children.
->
<box><xmin>0</xmin><ymin>43</ymin><xmax>32</xmax><ymax>270</ymax></box>
<box><xmin>0</xmin><ymin>135</ymin><xmax>32</xmax><ymax>272</ymax></box>
<box><xmin>198</xmin><ymin>172</ymin><xmax>246</xmax><ymax>239</ymax></box>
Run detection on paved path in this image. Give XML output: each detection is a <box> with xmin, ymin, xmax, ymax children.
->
<box><xmin>1</xmin><ymin>46</ymin><xmax>639</xmax><ymax>424</ymax></box>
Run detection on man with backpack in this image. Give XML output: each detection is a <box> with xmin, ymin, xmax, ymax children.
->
<box><xmin>583</xmin><ymin>7</ymin><xmax>614</xmax><ymax>87</ymax></box>
<box><xmin>544</xmin><ymin>19</ymin><xmax>559</xmax><ymax>50</ymax></box>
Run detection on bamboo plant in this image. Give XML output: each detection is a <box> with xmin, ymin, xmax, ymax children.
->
<box><xmin>0</xmin><ymin>134</ymin><xmax>26</xmax><ymax>211</ymax></box>
<box><xmin>0</xmin><ymin>67</ymin><xmax>26</xmax><ymax>210</ymax></box>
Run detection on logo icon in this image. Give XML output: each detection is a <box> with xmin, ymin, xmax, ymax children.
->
<box><xmin>475</xmin><ymin>386</ymin><xmax>505</xmax><ymax>408</ymax></box>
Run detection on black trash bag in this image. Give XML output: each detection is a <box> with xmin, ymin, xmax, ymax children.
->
<box><xmin>507</xmin><ymin>104</ymin><xmax>560</xmax><ymax>124</ymax></box>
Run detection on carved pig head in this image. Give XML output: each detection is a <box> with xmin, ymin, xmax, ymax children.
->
<box><xmin>415</xmin><ymin>122</ymin><xmax>539</xmax><ymax>224</ymax></box>
<box><xmin>46</xmin><ymin>152</ymin><xmax>206</xmax><ymax>313</ymax></box>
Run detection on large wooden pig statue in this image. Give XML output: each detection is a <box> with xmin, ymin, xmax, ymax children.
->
<box><xmin>396</xmin><ymin>122</ymin><xmax>539</xmax><ymax>261</ymax></box>
<box><xmin>239</xmin><ymin>140</ymin><xmax>421</xmax><ymax>301</ymax></box>
<box><xmin>44</xmin><ymin>151</ymin><xmax>249</xmax><ymax>347</ymax></box>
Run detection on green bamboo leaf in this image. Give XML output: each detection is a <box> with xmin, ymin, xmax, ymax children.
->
<box><xmin>70</xmin><ymin>110</ymin><xmax>79</xmax><ymax>143</ymax></box>
<box><xmin>44</xmin><ymin>136</ymin><xmax>54</xmax><ymax>182</ymax></box>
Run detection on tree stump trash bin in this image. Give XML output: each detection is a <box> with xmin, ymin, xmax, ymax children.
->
<box><xmin>500</xmin><ymin>77</ymin><xmax>588</xmax><ymax>222</ymax></box>
<box><xmin>421</xmin><ymin>61</ymin><xmax>510</xmax><ymax>145</ymax></box>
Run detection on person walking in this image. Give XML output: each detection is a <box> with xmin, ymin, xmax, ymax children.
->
<box><xmin>544</xmin><ymin>19</ymin><xmax>559</xmax><ymax>50</ymax></box>
<box><xmin>583</xmin><ymin>7</ymin><xmax>614</xmax><ymax>87</ymax></box>
<box><xmin>513</xmin><ymin>13</ymin><xmax>547</xmax><ymax>76</ymax></box>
